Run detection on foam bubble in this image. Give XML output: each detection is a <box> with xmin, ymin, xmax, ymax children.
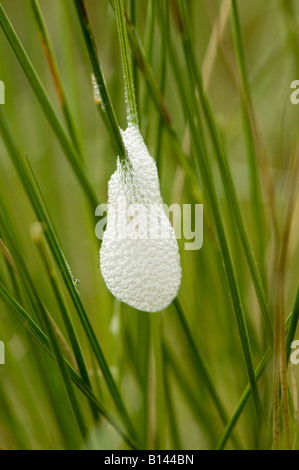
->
<box><xmin>100</xmin><ymin>125</ymin><xmax>181</xmax><ymax>312</ymax></box>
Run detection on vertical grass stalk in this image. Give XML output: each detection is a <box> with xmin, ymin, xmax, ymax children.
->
<box><xmin>74</xmin><ymin>0</ymin><xmax>126</xmax><ymax>160</ymax></box>
<box><xmin>115</xmin><ymin>0</ymin><xmax>138</xmax><ymax>127</ymax></box>
<box><xmin>30</xmin><ymin>0</ymin><xmax>83</xmax><ymax>157</ymax></box>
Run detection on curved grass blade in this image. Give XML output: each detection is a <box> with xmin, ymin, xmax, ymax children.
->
<box><xmin>20</xmin><ymin>261</ymin><xmax>88</xmax><ymax>441</ymax></box>
<box><xmin>0</xmin><ymin>111</ymin><xmax>139</xmax><ymax>446</ymax></box>
<box><xmin>174</xmin><ymin>299</ymin><xmax>229</xmax><ymax>423</ymax></box>
<box><xmin>0</xmin><ymin>3</ymin><xmax>97</xmax><ymax>209</ymax></box>
<box><xmin>230</xmin><ymin>0</ymin><xmax>266</xmax><ymax>275</ymax></box>
<box><xmin>31</xmin><ymin>222</ymin><xmax>98</xmax><ymax>419</ymax></box>
<box><xmin>161</xmin><ymin>6</ymin><xmax>262</xmax><ymax>419</ymax></box>
<box><xmin>74</xmin><ymin>0</ymin><xmax>126</xmax><ymax>161</ymax></box>
<box><xmin>176</xmin><ymin>0</ymin><xmax>272</xmax><ymax>343</ymax></box>
<box><xmin>151</xmin><ymin>313</ymin><xmax>166</xmax><ymax>450</ymax></box>
<box><xmin>163</xmin><ymin>341</ymin><xmax>219</xmax><ymax>448</ymax></box>
<box><xmin>216</xmin><ymin>348</ymin><xmax>271</xmax><ymax>450</ymax></box>
<box><xmin>218</xmin><ymin>282</ymin><xmax>299</xmax><ymax>449</ymax></box>
<box><xmin>0</xmin><ymin>279</ymin><xmax>140</xmax><ymax>450</ymax></box>
<box><xmin>30</xmin><ymin>0</ymin><xmax>83</xmax><ymax>158</ymax></box>
<box><xmin>173</xmin><ymin>298</ymin><xmax>241</xmax><ymax>448</ymax></box>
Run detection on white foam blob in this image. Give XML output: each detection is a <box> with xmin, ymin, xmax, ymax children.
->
<box><xmin>100</xmin><ymin>125</ymin><xmax>182</xmax><ymax>312</ymax></box>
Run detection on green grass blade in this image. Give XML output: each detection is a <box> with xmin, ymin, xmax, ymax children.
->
<box><xmin>74</xmin><ymin>0</ymin><xmax>126</xmax><ymax>161</ymax></box>
<box><xmin>115</xmin><ymin>0</ymin><xmax>138</xmax><ymax>126</ymax></box>
<box><xmin>216</xmin><ymin>348</ymin><xmax>271</xmax><ymax>450</ymax></box>
<box><xmin>230</xmin><ymin>0</ymin><xmax>275</xmax><ymax>279</ymax></box>
<box><xmin>129</xmin><ymin>0</ymin><xmax>139</xmax><ymax>121</ymax></box>
<box><xmin>161</xmin><ymin>6</ymin><xmax>262</xmax><ymax>419</ymax></box>
<box><xmin>0</xmin><ymin>2</ymin><xmax>97</xmax><ymax>209</ymax></box>
<box><xmin>0</xmin><ymin>111</ymin><xmax>139</xmax><ymax>445</ymax></box>
<box><xmin>173</xmin><ymin>299</ymin><xmax>236</xmax><ymax>437</ymax></box>
<box><xmin>177</xmin><ymin>0</ymin><xmax>272</xmax><ymax>343</ymax></box>
<box><xmin>218</xmin><ymin>284</ymin><xmax>299</xmax><ymax>449</ymax></box>
<box><xmin>0</xmin><ymin>278</ymin><xmax>140</xmax><ymax>449</ymax></box>
<box><xmin>286</xmin><ymin>282</ymin><xmax>299</xmax><ymax>363</ymax></box>
<box><xmin>31</xmin><ymin>222</ymin><xmax>98</xmax><ymax>418</ymax></box>
<box><xmin>22</xmin><ymin>261</ymin><xmax>88</xmax><ymax>442</ymax></box>
<box><xmin>163</xmin><ymin>341</ymin><xmax>228</xmax><ymax>448</ymax></box>
<box><xmin>124</xmin><ymin>12</ymin><xmax>209</xmax><ymax>207</ymax></box>
<box><xmin>162</xmin><ymin>354</ymin><xmax>183</xmax><ymax>450</ymax></box>
<box><xmin>151</xmin><ymin>313</ymin><xmax>165</xmax><ymax>450</ymax></box>
<box><xmin>30</xmin><ymin>0</ymin><xmax>83</xmax><ymax>157</ymax></box>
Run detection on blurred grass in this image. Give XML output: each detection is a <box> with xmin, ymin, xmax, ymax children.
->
<box><xmin>0</xmin><ymin>0</ymin><xmax>298</xmax><ymax>450</ymax></box>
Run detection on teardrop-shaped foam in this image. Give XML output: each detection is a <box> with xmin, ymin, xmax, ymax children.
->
<box><xmin>100</xmin><ymin>125</ymin><xmax>181</xmax><ymax>312</ymax></box>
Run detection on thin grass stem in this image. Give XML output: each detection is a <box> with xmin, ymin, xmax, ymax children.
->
<box><xmin>115</xmin><ymin>0</ymin><xmax>138</xmax><ymax>127</ymax></box>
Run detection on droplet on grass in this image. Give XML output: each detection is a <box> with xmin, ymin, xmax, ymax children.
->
<box><xmin>92</xmin><ymin>74</ymin><xmax>105</xmax><ymax>111</ymax></box>
<box><xmin>100</xmin><ymin>125</ymin><xmax>181</xmax><ymax>312</ymax></box>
